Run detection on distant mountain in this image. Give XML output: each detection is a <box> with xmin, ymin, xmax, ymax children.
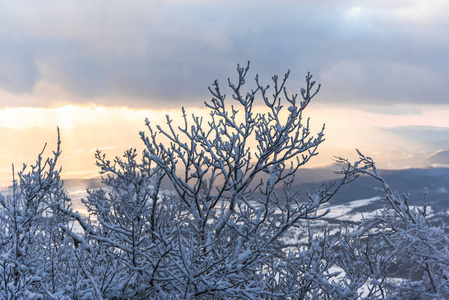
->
<box><xmin>425</xmin><ymin>150</ymin><xmax>449</xmax><ymax>168</ymax></box>
<box><xmin>295</xmin><ymin>167</ymin><xmax>449</xmax><ymax>212</ymax></box>
<box><xmin>60</xmin><ymin>166</ymin><xmax>449</xmax><ymax>224</ymax></box>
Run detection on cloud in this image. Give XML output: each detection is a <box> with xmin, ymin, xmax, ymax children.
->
<box><xmin>0</xmin><ymin>1</ymin><xmax>448</xmax><ymax>108</ymax></box>
<box><xmin>383</xmin><ymin>126</ymin><xmax>449</xmax><ymax>152</ymax></box>
<box><xmin>320</xmin><ymin>60</ymin><xmax>449</xmax><ymax>104</ymax></box>
<box><xmin>0</xmin><ymin>40</ymin><xmax>40</xmax><ymax>93</ymax></box>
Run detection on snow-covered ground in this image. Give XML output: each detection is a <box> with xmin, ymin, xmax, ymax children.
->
<box><xmin>318</xmin><ymin>197</ymin><xmax>381</xmax><ymax>222</ymax></box>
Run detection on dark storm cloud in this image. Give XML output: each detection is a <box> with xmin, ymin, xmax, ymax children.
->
<box><xmin>0</xmin><ymin>1</ymin><xmax>448</xmax><ymax>108</ymax></box>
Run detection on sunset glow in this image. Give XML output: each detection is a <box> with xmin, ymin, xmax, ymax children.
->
<box><xmin>1</xmin><ymin>101</ymin><xmax>448</xmax><ymax>186</ymax></box>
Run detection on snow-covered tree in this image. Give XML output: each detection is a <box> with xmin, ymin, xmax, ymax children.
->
<box><xmin>336</xmin><ymin>151</ymin><xmax>449</xmax><ymax>299</ymax></box>
<box><xmin>73</xmin><ymin>62</ymin><xmax>352</xmax><ymax>298</ymax></box>
<box><xmin>76</xmin><ymin>148</ymin><xmax>179</xmax><ymax>298</ymax></box>
<box><xmin>0</xmin><ymin>129</ymin><xmax>72</xmax><ymax>299</ymax></box>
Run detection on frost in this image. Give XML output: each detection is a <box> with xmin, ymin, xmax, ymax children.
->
<box><xmin>1</xmin><ymin>64</ymin><xmax>448</xmax><ymax>299</ymax></box>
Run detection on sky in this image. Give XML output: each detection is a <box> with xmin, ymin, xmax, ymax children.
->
<box><xmin>0</xmin><ymin>0</ymin><xmax>449</xmax><ymax>185</ymax></box>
